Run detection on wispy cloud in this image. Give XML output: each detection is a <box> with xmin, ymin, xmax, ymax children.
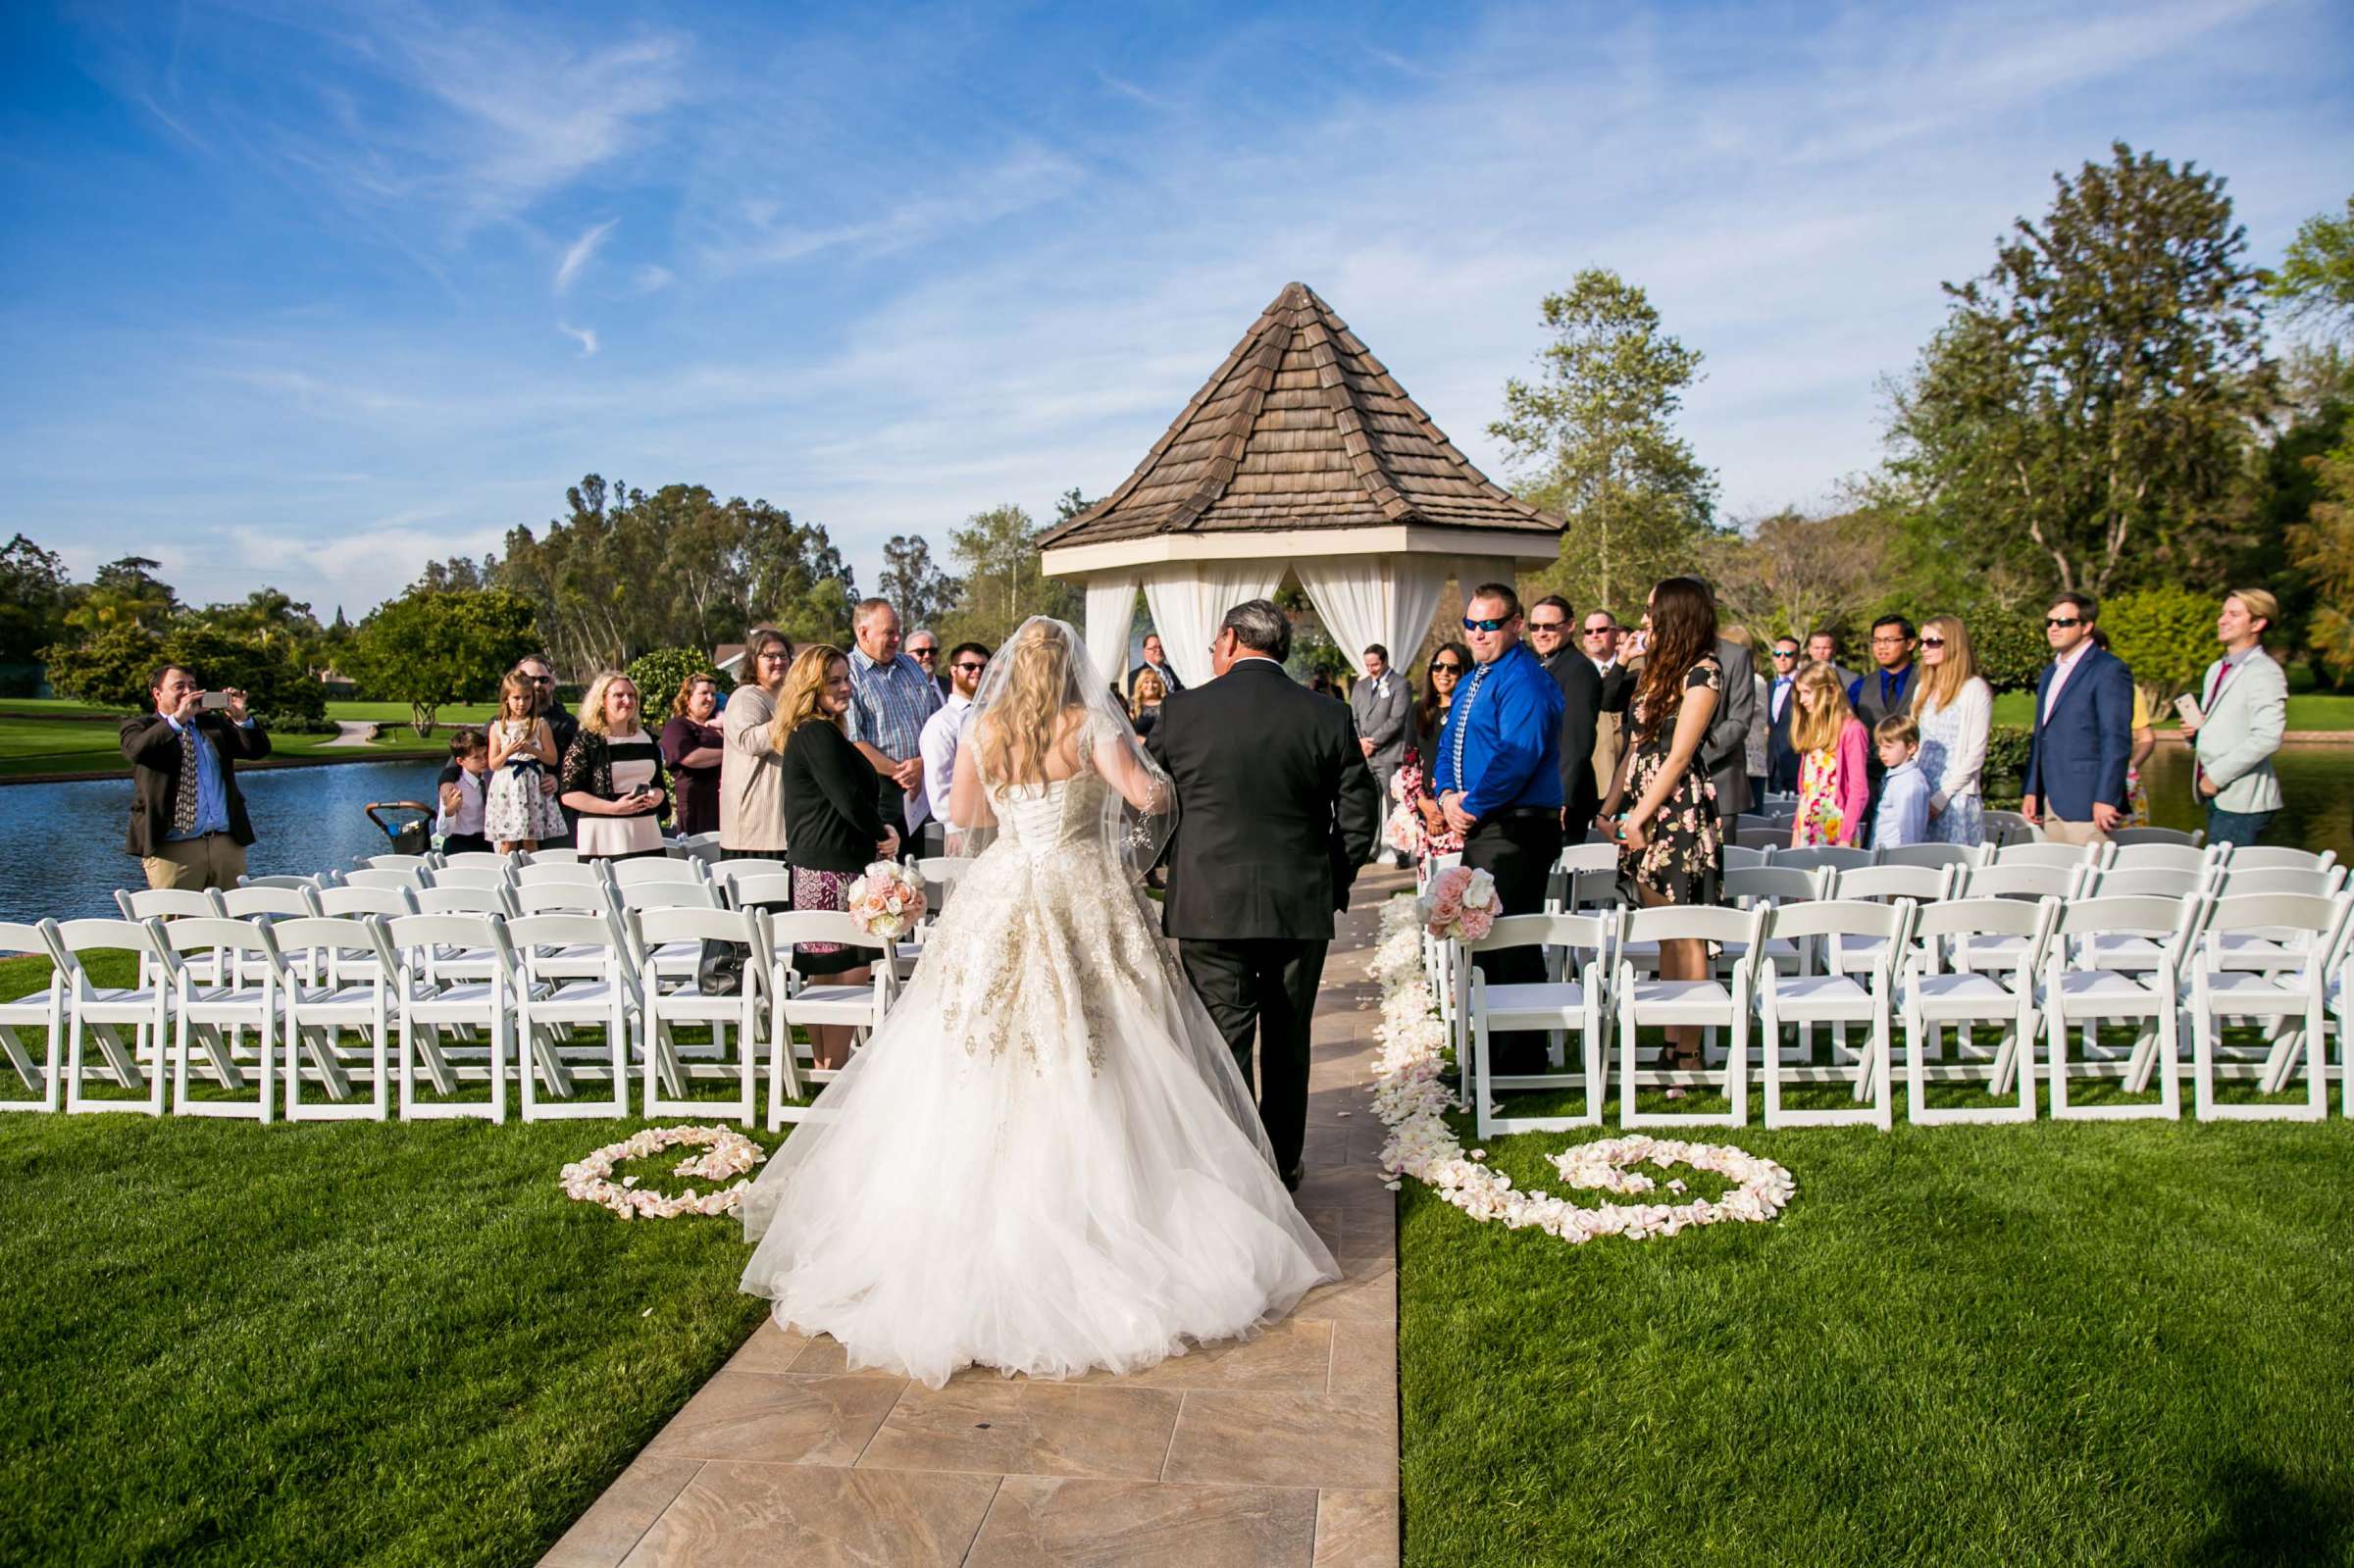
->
<box><xmin>700</xmin><ymin>144</ymin><xmax>1082</xmax><ymax>273</ymax></box>
<box><xmin>1096</xmin><ymin>70</ymin><xmax>1170</xmax><ymax>110</ymax></box>
<box><xmin>632</xmin><ymin>264</ymin><xmax>674</xmax><ymax>295</ymax></box>
<box><xmin>557</xmin><ymin>322</ymin><xmax>598</xmax><ymax>357</ymax></box>
<box><xmin>554</xmin><ymin>219</ymin><xmax>618</xmax><ymax>294</ymax></box>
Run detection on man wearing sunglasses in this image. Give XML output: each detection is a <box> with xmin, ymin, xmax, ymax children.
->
<box><xmin>1431</xmin><ymin>583</ymin><xmax>1565</xmax><ymax>1079</ymax></box>
<box><xmin>1766</xmin><ymin>636</ymin><xmax>1803</xmax><ymax>794</ymax></box>
<box><xmin>1526</xmin><ymin>594</ymin><xmax>1603</xmax><ymax>837</ymax></box>
<box><xmin>2021</xmin><ymin>591</ymin><xmax>2132</xmax><ymax>845</ymax></box>
<box><xmin>918</xmin><ymin>642</ymin><xmax>991</xmax><ymax>858</ymax></box>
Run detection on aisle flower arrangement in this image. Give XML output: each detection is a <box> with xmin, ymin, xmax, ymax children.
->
<box><xmin>560</xmin><ymin>1125</ymin><xmax>769</xmax><ymax>1220</ymax></box>
<box><xmin>1367</xmin><ymin>896</ymin><xmax>1795</xmax><ymax>1242</ymax></box>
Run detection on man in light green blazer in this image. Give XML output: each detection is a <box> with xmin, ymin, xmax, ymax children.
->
<box><xmin>2179</xmin><ymin>588</ymin><xmax>2287</xmax><ymax>847</ymax></box>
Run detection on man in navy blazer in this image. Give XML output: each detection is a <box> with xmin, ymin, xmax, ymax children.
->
<box><xmin>2021</xmin><ymin>591</ymin><xmax>2133</xmax><ymax>845</ymax></box>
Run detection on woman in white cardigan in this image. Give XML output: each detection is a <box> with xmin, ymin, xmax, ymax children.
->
<box><xmin>1912</xmin><ymin>615</ymin><xmax>1994</xmax><ymax>847</ymax></box>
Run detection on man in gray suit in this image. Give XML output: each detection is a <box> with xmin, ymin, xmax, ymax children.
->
<box><xmin>1704</xmin><ymin>616</ymin><xmax>1756</xmax><ymax>822</ymax></box>
<box><xmin>1350</xmin><ymin>642</ymin><xmax>1412</xmax><ymax>865</ymax></box>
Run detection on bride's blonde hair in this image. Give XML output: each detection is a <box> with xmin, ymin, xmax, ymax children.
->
<box><xmin>977</xmin><ymin>619</ymin><xmax>1082</xmax><ymax>790</ymax></box>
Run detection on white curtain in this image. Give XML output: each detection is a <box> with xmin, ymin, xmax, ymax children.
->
<box><xmin>1080</xmin><ymin>573</ymin><xmax>1138</xmax><ymax>689</ymax></box>
<box><xmin>1296</xmin><ymin>556</ymin><xmax>1454</xmax><ymax>678</ymax></box>
<box><xmin>1144</xmin><ymin>561</ymin><xmax>1287</xmax><ymax>688</ymax></box>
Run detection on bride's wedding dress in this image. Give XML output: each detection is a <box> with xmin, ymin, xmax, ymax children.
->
<box><xmin>739</xmin><ymin>710</ymin><xmax>1337</xmax><ymax>1390</ymax></box>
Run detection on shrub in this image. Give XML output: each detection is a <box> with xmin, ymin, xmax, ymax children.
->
<box><xmin>1982</xmin><ymin>724</ymin><xmax>2032</xmax><ymax>796</ymax></box>
<box><xmin>43</xmin><ymin>621</ymin><xmax>330</xmax><ymax>730</ymax></box>
<box><xmin>42</xmin><ymin>623</ymin><xmax>164</xmax><ymax>710</ymax></box>
<box><xmin>2101</xmin><ymin>586</ymin><xmax>2216</xmax><ymax>706</ymax></box>
<box><xmin>1966</xmin><ymin>606</ymin><xmax>2049</xmax><ymax>693</ymax></box>
<box><xmin>623</xmin><ymin>647</ymin><xmax>734</xmax><ymax>717</ymax></box>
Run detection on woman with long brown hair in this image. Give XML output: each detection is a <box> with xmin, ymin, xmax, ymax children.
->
<box><xmin>772</xmin><ymin>645</ymin><xmax>897</xmax><ymax>1069</ymax></box>
<box><xmin>1599</xmin><ymin>577</ymin><xmax>1723</xmax><ymax>1085</ymax></box>
<box><xmin>1910</xmin><ymin>614</ymin><xmax>1993</xmax><ymax>846</ymax></box>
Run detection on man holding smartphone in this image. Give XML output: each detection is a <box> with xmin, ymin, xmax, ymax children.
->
<box><xmin>120</xmin><ymin>663</ymin><xmax>272</xmax><ymax>889</ymax></box>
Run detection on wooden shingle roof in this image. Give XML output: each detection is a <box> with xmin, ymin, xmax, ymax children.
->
<box><xmin>1040</xmin><ymin>281</ymin><xmax>1562</xmax><ymax>550</ymax></box>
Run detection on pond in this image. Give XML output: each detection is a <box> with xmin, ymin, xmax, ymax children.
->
<box><xmin>1</xmin><ymin>745</ymin><xmax>2348</xmax><ymax>928</ymax></box>
<box><xmin>2</xmin><ymin>759</ymin><xmax>450</xmax><ymax>925</ymax></box>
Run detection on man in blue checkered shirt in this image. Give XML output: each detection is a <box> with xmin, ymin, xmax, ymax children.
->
<box><xmin>845</xmin><ymin>596</ymin><xmax>944</xmax><ymax>835</ymax></box>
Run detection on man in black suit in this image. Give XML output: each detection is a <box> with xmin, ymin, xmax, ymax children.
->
<box><xmin>1526</xmin><ymin>594</ymin><xmax>1603</xmax><ymax>834</ymax></box>
<box><xmin>1149</xmin><ymin>599</ymin><xmax>1380</xmax><ymax>1189</ymax></box>
<box><xmin>121</xmin><ymin>662</ymin><xmax>272</xmax><ymax>890</ymax></box>
<box><xmin>1765</xmin><ymin>633</ymin><xmax>1802</xmax><ymax>795</ymax></box>
<box><xmin>1127</xmin><ymin>632</ymin><xmax>1186</xmax><ymax>698</ymax></box>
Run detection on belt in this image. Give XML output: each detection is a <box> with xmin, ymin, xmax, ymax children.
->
<box><xmin>1482</xmin><ymin>806</ymin><xmax>1560</xmax><ymax>823</ymax></box>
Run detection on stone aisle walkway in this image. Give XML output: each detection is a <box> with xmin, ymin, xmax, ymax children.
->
<box><xmin>543</xmin><ymin>868</ymin><xmax>1410</xmax><ymax>1568</ymax></box>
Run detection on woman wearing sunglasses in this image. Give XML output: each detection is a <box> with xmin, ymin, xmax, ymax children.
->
<box><xmin>1909</xmin><ymin>615</ymin><xmax>1993</xmax><ymax>846</ymax></box>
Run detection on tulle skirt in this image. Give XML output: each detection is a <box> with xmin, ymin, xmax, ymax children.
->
<box><xmin>739</xmin><ymin>838</ymin><xmax>1338</xmax><ymax>1389</ymax></box>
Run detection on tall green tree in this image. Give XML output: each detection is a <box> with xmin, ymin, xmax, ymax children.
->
<box><xmin>2269</xmin><ymin>194</ymin><xmax>2354</xmax><ymax>334</ymax></box>
<box><xmin>0</xmin><ymin>534</ymin><xmax>70</xmax><ymax>666</ymax></box>
<box><xmin>64</xmin><ymin>555</ymin><xmax>178</xmax><ymax>636</ymax></box>
<box><xmin>1882</xmin><ymin>142</ymin><xmax>2273</xmax><ymax>597</ymax></box>
<box><xmin>878</xmin><ymin>534</ymin><xmax>961</xmax><ymax>629</ymax></box>
<box><xmin>2290</xmin><ymin>438</ymin><xmax>2354</xmax><ymax>683</ymax></box>
<box><xmin>943</xmin><ymin>504</ymin><xmax>1079</xmax><ymax>646</ymax></box>
<box><xmin>1489</xmin><ymin>270</ymin><xmax>1718</xmax><ymax>617</ymax></box>
<box><xmin>343</xmin><ymin>588</ymin><xmax>541</xmax><ymax>734</ymax></box>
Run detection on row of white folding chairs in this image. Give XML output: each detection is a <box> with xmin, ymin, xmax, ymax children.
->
<box><xmin>354</xmin><ymin>834</ymin><xmax>719</xmax><ymax>874</ymax></box>
<box><xmin>0</xmin><ymin>896</ymin><xmax>893</xmax><ymax>1127</ymax></box>
<box><xmin>1448</xmin><ymin>886</ymin><xmax>2354</xmax><ymax>1138</ymax></box>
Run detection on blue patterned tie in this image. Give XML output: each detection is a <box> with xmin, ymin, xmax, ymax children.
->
<box><xmin>1451</xmin><ymin>661</ymin><xmax>1490</xmax><ymax>792</ymax></box>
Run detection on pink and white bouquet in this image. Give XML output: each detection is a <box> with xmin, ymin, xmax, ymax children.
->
<box><xmin>1416</xmin><ymin>863</ymin><xmax>1499</xmax><ymax>942</ymax></box>
<box><xmin>1383</xmin><ymin>801</ymin><xmax>1423</xmax><ymax>856</ymax></box>
<box><xmin>845</xmin><ymin>860</ymin><xmax>926</xmax><ymax>940</ymax></box>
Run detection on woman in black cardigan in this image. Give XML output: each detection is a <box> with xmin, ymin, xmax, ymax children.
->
<box><xmin>773</xmin><ymin>644</ymin><xmax>900</xmax><ymax>1069</ymax></box>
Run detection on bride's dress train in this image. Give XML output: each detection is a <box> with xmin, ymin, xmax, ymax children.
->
<box><xmin>739</xmin><ymin>731</ymin><xmax>1337</xmax><ymax>1390</ymax></box>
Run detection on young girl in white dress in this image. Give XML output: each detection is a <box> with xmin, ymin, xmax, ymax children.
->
<box><xmin>739</xmin><ymin>618</ymin><xmax>1335</xmax><ymax>1389</ymax></box>
<box><xmin>483</xmin><ymin>671</ymin><xmax>565</xmax><ymax>851</ymax></box>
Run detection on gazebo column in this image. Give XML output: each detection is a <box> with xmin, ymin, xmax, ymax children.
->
<box><xmin>1295</xmin><ymin>556</ymin><xmax>1454</xmax><ymax>678</ymax></box>
<box><xmin>1080</xmin><ymin>571</ymin><xmax>1140</xmax><ymax>686</ymax></box>
<box><xmin>1143</xmin><ymin>561</ymin><xmax>1286</xmax><ymax>689</ymax></box>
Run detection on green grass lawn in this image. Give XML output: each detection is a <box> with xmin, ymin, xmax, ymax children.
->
<box><xmin>0</xmin><ymin>702</ymin><xmax>502</xmax><ymax>779</ymax></box>
<box><xmin>0</xmin><ymin>951</ymin><xmax>774</xmax><ymax>1567</ymax></box>
<box><xmin>1401</xmin><ymin>1101</ymin><xmax>2354</xmax><ymax>1566</ymax></box>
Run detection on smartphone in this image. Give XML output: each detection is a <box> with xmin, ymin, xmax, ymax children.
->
<box><xmin>200</xmin><ymin>691</ymin><xmax>230</xmax><ymax>711</ymax></box>
<box><xmin>2173</xmin><ymin>693</ymin><xmax>2201</xmax><ymax>726</ymax></box>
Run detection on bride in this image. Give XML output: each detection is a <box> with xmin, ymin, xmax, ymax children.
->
<box><xmin>740</xmin><ymin>616</ymin><xmax>1337</xmax><ymax>1389</ymax></box>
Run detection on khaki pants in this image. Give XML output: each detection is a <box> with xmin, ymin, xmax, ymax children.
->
<box><xmin>141</xmin><ymin>833</ymin><xmax>247</xmax><ymax>891</ymax></box>
<box><xmin>2038</xmin><ymin>815</ymin><xmax>2109</xmax><ymax>848</ymax></box>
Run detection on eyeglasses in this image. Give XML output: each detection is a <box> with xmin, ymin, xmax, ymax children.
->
<box><xmin>908</xmin><ymin>646</ymin><xmax>937</xmax><ymax>659</ymax></box>
<box><xmin>1527</xmin><ymin>620</ymin><xmax>1567</xmax><ymax>634</ymax></box>
<box><xmin>1771</xmin><ymin>649</ymin><xmax>1799</xmax><ymax>660</ymax></box>
<box><xmin>1582</xmin><ymin>627</ymin><xmax>1613</xmax><ymax>637</ymax></box>
<box><xmin>1430</xmin><ymin>661</ymin><xmax>1464</xmax><ymax>674</ymax></box>
<box><xmin>1461</xmin><ymin>616</ymin><xmax>1512</xmax><ymax>632</ymax></box>
<box><xmin>2045</xmin><ymin>617</ymin><xmax>2082</xmax><ymax>629</ymax></box>
<box><xmin>951</xmin><ymin>661</ymin><xmax>986</xmax><ymax>674</ymax></box>
<box><xmin>1919</xmin><ymin>636</ymin><xmax>1945</xmax><ymax>648</ymax></box>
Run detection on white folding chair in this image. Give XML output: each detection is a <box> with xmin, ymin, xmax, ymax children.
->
<box><xmin>238</xmin><ymin>873</ymin><xmax>336</xmax><ymax>892</ymax></box>
<box><xmin>219</xmin><ymin>885</ymin><xmax>321</xmax><ymax>921</ymax></box>
<box><xmin>758</xmin><ymin>900</ymin><xmax>894</xmax><ymax>1129</ymax></box>
<box><xmin>610</xmin><ymin>856</ymin><xmax>709</xmax><ymax>891</ymax></box>
<box><xmin>271</xmin><ymin>915</ymin><xmax>396</xmax><ymax>1121</ymax></box>
<box><xmin>316</xmin><ymin>884</ymin><xmax>418</xmax><ymax>919</ymax></box>
<box><xmin>160</xmin><ymin>916</ymin><xmax>284</xmax><ymax>1121</ymax></box>
<box><xmin>2104</xmin><ymin>842</ymin><xmax>2220</xmax><ymax>877</ymax></box>
<box><xmin>2185</xmin><ymin>892</ymin><xmax>2351</xmax><ymax>1122</ymax></box>
<box><xmin>514</xmin><ymin>859</ymin><xmax>605</xmax><ymax>889</ymax></box>
<box><xmin>2223</xmin><ymin>845</ymin><xmax>2337</xmax><ymax>874</ymax></box>
<box><xmin>1770</xmin><ymin>845</ymin><xmax>1876</xmax><ymax>875</ymax></box>
<box><xmin>2106</xmin><ymin>826</ymin><xmax>2203</xmax><ymax>849</ymax></box>
<box><xmin>2043</xmin><ymin>894</ymin><xmax>2201</xmax><ymax>1120</ymax></box>
<box><xmin>513</xmin><ymin>878</ymin><xmax>613</xmax><ymax>915</ymax></box>
<box><xmin>634</xmin><ymin>906</ymin><xmax>767</xmax><ymax>1125</ymax></box>
<box><xmin>1877</xmin><ymin>843</ymin><xmax>1983</xmax><ymax>872</ymax></box>
<box><xmin>47</xmin><ymin>917</ymin><xmax>172</xmax><ymax>1114</ymax></box>
<box><xmin>508</xmin><ymin>912</ymin><xmax>638</xmax><ymax>1121</ymax></box>
<box><xmin>1757</xmin><ymin>899</ymin><xmax>1915</xmax><ymax>1129</ymax></box>
<box><xmin>712</xmin><ymin>858</ymin><xmax>793</xmax><ymax>905</ymax></box>
<box><xmin>1452</xmin><ymin>913</ymin><xmax>1611</xmax><ymax>1137</ymax></box>
<box><xmin>1734</xmin><ymin>827</ymin><xmax>1787</xmax><ymax>851</ymax></box>
<box><xmin>429</xmin><ymin>864</ymin><xmax>515</xmax><ymax>890</ymax></box>
<box><xmin>1902</xmin><ymin>897</ymin><xmax>2056</xmax><ymax>1125</ymax></box>
<box><xmin>1612</xmin><ymin>903</ymin><xmax>1767</xmax><ymax>1130</ymax></box>
<box><xmin>1542</xmin><ymin>843</ymin><xmax>1619</xmax><ymax>913</ymax></box>
<box><xmin>1822</xmin><ymin>865</ymin><xmax>1951</xmax><ymax>1026</ymax></box>
<box><xmin>0</xmin><ymin>920</ymin><xmax>65</xmax><ymax>1111</ymax></box>
<box><xmin>116</xmin><ymin>886</ymin><xmax>228</xmax><ymax>990</ymax></box>
<box><xmin>385</xmin><ymin>913</ymin><xmax>517</xmax><ymax>1122</ymax></box>
<box><xmin>1990</xmin><ymin>841</ymin><xmax>2097</xmax><ymax>873</ymax></box>
<box><xmin>363</xmin><ymin>852</ymin><xmax>440</xmax><ymax>873</ymax></box>
<box><xmin>611</xmin><ymin>877</ymin><xmax>721</xmax><ymax>912</ymax></box>
<box><xmin>525</xmin><ymin>846</ymin><xmax>580</xmax><ymax>865</ymax></box>
<box><xmin>344</xmin><ymin>867</ymin><xmax>430</xmax><ymax>893</ymax></box>
<box><xmin>439</xmin><ymin>851</ymin><xmax>521</xmax><ymax>873</ymax></box>
<box><xmin>1981</xmin><ymin>809</ymin><xmax>2041</xmax><ymax>846</ymax></box>
<box><xmin>1718</xmin><ymin>866</ymin><xmax>1824</xmax><ymax>987</ymax></box>
<box><xmin>2201</xmin><ymin>868</ymin><xmax>2348</xmax><ymax>978</ymax></box>
<box><xmin>674</xmin><ymin>832</ymin><xmax>723</xmax><ymax>864</ymax></box>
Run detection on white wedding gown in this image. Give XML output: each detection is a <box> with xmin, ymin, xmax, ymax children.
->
<box><xmin>739</xmin><ymin>732</ymin><xmax>1338</xmax><ymax>1389</ymax></box>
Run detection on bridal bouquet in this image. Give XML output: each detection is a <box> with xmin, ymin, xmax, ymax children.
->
<box><xmin>1417</xmin><ymin>863</ymin><xmax>1499</xmax><ymax>942</ymax></box>
<box><xmin>845</xmin><ymin>860</ymin><xmax>926</xmax><ymax>939</ymax></box>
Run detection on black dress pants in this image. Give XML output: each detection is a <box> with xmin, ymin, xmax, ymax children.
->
<box><xmin>1461</xmin><ymin>808</ymin><xmax>1564</xmax><ymax>1076</ymax></box>
<box><xmin>1179</xmin><ymin>937</ymin><xmax>1329</xmax><ymax>1182</ymax></box>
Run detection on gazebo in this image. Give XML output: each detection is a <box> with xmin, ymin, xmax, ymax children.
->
<box><xmin>1040</xmin><ymin>280</ymin><xmax>1564</xmax><ymax>688</ymax></box>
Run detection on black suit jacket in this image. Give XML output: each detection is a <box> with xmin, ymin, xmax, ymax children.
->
<box><xmin>1148</xmin><ymin>658</ymin><xmax>1380</xmax><ymax>942</ymax></box>
<box><xmin>1541</xmin><ymin>650</ymin><xmax>1603</xmax><ymax>830</ymax></box>
<box><xmin>120</xmin><ymin>711</ymin><xmax>273</xmax><ymax>857</ymax></box>
<box><xmin>1766</xmin><ymin>677</ymin><xmax>1800</xmax><ymax>794</ymax></box>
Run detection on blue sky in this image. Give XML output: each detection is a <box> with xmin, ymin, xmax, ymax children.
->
<box><xmin>2</xmin><ymin>0</ymin><xmax>2348</xmax><ymax>620</ymax></box>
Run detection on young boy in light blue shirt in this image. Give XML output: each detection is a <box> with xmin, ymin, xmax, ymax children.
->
<box><xmin>1871</xmin><ymin>714</ymin><xmax>1933</xmax><ymax>849</ymax></box>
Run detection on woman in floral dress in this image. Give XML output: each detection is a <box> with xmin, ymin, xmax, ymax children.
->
<box><xmin>1600</xmin><ymin>577</ymin><xmax>1723</xmax><ymax>1084</ymax></box>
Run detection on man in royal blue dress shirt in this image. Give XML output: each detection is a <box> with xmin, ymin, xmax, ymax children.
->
<box><xmin>1433</xmin><ymin>582</ymin><xmax>1566</xmax><ymax>1079</ymax></box>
